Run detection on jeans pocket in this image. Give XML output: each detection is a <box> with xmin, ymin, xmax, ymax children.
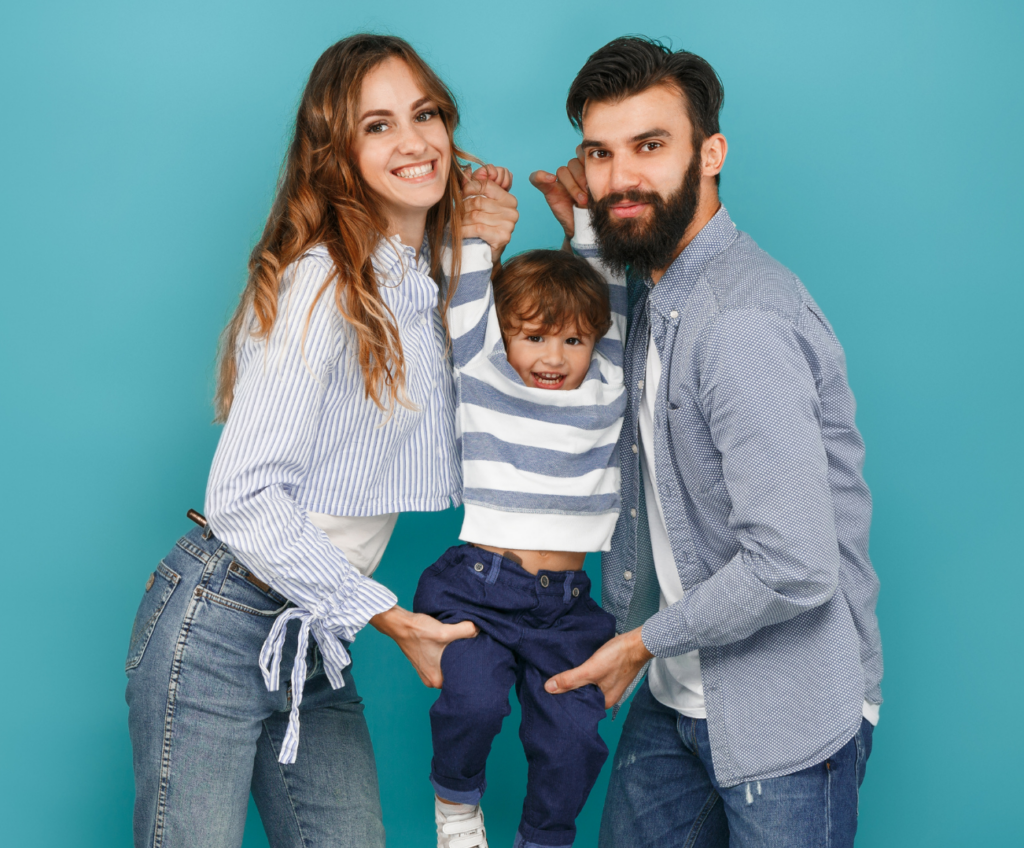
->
<box><xmin>125</xmin><ymin>561</ymin><xmax>180</xmax><ymax>673</ymax></box>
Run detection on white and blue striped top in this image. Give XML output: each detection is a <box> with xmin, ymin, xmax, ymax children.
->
<box><xmin>204</xmin><ymin>236</ymin><xmax>460</xmax><ymax>762</ymax></box>
<box><xmin>449</xmin><ymin>207</ymin><xmax>627</xmax><ymax>552</ymax></box>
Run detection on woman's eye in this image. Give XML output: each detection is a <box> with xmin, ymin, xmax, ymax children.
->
<box><xmin>415</xmin><ymin>109</ymin><xmax>438</xmax><ymax>122</ymax></box>
<box><xmin>367</xmin><ymin>121</ymin><xmax>388</xmax><ymax>134</ymax></box>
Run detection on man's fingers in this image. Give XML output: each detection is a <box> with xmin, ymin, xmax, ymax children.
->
<box><xmin>567</xmin><ymin>157</ymin><xmax>587</xmax><ymax>192</ymax></box>
<box><xmin>544</xmin><ymin>665</ymin><xmax>589</xmax><ymax>694</ymax></box>
<box><xmin>556</xmin><ymin>165</ymin><xmax>587</xmax><ymax>207</ymax></box>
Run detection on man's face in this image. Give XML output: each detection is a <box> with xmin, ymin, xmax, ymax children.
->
<box><xmin>582</xmin><ymin>84</ymin><xmax>703</xmax><ymax>277</ymax></box>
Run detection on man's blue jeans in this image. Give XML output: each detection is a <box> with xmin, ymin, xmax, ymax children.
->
<box><xmin>125</xmin><ymin>527</ymin><xmax>385</xmax><ymax>848</ymax></box>
<box><xmin>599</xmin><ymin>680</ymin><xmax>873</xmax><ymax>848</ymax></box>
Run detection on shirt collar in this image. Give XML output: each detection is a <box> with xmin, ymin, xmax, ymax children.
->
<box><xmin>641</xmin><ymin>204</ymin><xmax>737</xmax><ymax>315</ymax></box>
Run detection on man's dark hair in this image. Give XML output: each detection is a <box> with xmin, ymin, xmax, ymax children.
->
<box><xmin>566</xmin><ymin>36</ymin><xmax>724</xmax><ymax>184</ymax></box>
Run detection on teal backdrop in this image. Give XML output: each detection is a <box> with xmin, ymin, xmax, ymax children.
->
<box><xmin>2</xmin><ymin>1</ymin><xmax>1021</xmax><ymax>845</ymax></box>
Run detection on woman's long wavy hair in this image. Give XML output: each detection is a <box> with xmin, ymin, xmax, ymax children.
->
<box><xmin>214</xmin><ymin>34</ymin><xmax>468</xmax><ymax>422</ymax></box>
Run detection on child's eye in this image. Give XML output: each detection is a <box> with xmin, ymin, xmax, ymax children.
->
<box><xmin>415</xmin><ymin>109</ymin><xmax>438</xmax><ymax>122</ymax></box>
<box><xmin>526</xmin><ymin>335</ymin><xmax>543</xmax><ymax>343</ymax></box>
<box><xmin>565</xmin><ymin>338</ymin><xmax>582</xmax><ymax>345</ymax></box>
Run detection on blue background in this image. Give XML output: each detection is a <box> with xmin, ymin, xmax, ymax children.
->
<box><xmin>2</xmin><ymin>1</ymin><xmax>1021</xmax><ymax>845</ymax></box>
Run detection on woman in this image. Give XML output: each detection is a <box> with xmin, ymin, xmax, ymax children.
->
<box><xmin>125</xmin><ymin>34</ymin><xmax>517</xmax><ymax>848</ymax></box>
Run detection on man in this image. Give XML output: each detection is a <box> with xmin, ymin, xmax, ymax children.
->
<box><xmin>529</xmin><ymin>37</ymin><xmax>882</xmax><ymax>847</ymax></box>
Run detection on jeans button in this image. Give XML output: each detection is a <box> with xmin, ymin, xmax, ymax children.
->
<box><xmin>474</xmin><ymin>562</ymin><xmax>485</xmax><ymax>572</ymax></box>
<box><xmin>540</xmin><ymin>575</ymin><xmax>550</xmax><ymax>587</ymax></box>
<box><xmin>572</xmin><ymin>587</ymin><xmax>580</xmax><ymax>597</ymax></box>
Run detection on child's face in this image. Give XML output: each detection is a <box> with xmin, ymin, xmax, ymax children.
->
<box><xmin>505</xmin><ymin>321</ymin><xmax>596</xmax><ymax>391</ymax></box>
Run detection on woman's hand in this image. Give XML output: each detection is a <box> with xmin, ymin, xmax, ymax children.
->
<box><xmin>370</xmin><ymin>605</ymin><xmax>478</xmax><ymax>688</ymax></box>
<box><xmin>529</xmin><ymin>146</ymin><xmax>588</xmax><ymax>240</ymax></box>
<box><xmin>461</xmin><ymin>164</ymin><xmax>518</xmax><ymax>265</ymax></box>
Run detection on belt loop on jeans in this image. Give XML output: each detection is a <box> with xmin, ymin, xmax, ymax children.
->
<box><xmin>486</xmin><ymin>552</ymin><xmax>502</xmax><ymax>585</ymax></box>
<box><xmin>563</xmin><ymin>571</ymin><xmax>575</xmax><ymax>604</ymax></box>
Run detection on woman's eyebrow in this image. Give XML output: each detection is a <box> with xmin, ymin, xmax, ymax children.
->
<box><xmin>359</xmin><ymin>97</ymin><xmax>432</xmax><ymax>123</ymax></box>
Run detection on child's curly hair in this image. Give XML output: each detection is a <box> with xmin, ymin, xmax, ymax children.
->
<box><xmin>492</xmin><ymin>250</ymin><xmax>611</xmax><ymax>344</ymax></box>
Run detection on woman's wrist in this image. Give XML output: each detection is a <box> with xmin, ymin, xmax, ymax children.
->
<box><xmin>369</xmin><ymin>604</ymin><xmax>409</xmax><ymax>640</ymax></box>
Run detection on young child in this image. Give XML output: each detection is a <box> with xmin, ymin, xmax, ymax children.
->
<box><xmin>414</xmin><ymin>206</ymin><xmax>625</xmax><ymax>848</ymax></box>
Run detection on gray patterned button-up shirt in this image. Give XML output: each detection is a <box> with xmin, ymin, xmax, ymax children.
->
<box><xmin>603</xmin><ymin>205</ymin><xmax>883</xmax><ymax>787</ymax></box>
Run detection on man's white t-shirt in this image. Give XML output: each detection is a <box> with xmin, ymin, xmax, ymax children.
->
<box><xmin>638</xmin><ymin>330</ymin><xmax>707</xmax><ymax>718</ymax></box>
<box><xmin>638</xmin><ymin>328</ymin><xmax>880</xmax><ymax>726</ymax></box>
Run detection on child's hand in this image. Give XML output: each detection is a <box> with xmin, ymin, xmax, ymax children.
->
<box><xmin>461</xmin><ymin>166</ymin><xmax>518</xmax><ymax>265</ymax></box>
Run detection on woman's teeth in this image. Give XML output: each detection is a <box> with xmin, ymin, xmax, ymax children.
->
<box><xmin>394</xmin><ymin>162</ymin><xmax>433</xmax><ymax>179</ymax></box>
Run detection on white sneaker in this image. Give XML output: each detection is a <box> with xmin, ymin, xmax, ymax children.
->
<box><xmin>435</xmin><ymin>798</ymin><xmax>488</xmax><ymax>848</ymax></box>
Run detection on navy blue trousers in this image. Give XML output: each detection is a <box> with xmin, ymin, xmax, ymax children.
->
<box><xmin>414</xmin><ymin>545</ymin><xmax>617</xmax><ymax>848</ymax></box>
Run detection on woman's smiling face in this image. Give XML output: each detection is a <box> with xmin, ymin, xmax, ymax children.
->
<box><xmin>352</xmin><ymin>57</ymin><xmax>451</xmax><ymax>242</ymax></box>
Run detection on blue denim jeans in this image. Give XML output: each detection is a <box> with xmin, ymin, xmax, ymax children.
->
<box><xmin>599</xmin><ymin>680</ymin><xmax>873</xmax><ymax>848</ymax></box>
<box><xmin>125</xmin><ymin>527</ymin><xmax>385</xmax><ymax>848</ymax></box>
<box><xmin>414</xmin><ymin>545</ymin><xmax>617</xmax><ymax>848</ymax></box>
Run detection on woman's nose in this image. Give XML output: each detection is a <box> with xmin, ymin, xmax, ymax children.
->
<box><xmin>396</xmin><ymin>124</ymin><xmax>429</xmax><ymax>156</ymax></box>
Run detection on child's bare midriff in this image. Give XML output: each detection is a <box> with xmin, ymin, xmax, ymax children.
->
<box><xmin>471</xmin><ymin>544</ymin><xmax>585</xmax><ymax>574</ymax></box>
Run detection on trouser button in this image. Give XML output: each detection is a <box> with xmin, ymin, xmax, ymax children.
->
<box><xmin>540</xmin><ymin>575</ymin><xmax>549</xmax><ymax>587</ymax></box>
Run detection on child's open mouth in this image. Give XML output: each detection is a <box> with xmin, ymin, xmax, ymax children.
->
<box><xmin>531</xmin><ymin>372</ymin><xmax>566</xmax><ymax>389</ymax></box>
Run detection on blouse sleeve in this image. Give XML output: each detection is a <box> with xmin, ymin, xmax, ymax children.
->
<box><xmin>205</xmin><ymin>253</ymin><xmax>397</xmax><ymax>640</ymax></box>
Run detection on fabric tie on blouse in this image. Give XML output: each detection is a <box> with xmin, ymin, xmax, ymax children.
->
<box><xmin>258</xmin><ymin>607</ymin><xmax>352</xmax><ymax>764</ymax></box>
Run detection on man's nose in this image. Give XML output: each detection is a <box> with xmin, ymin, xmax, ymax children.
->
<box><xmin>607</xmin><ymin>157</ymin><xmax>642</xmax><ymax>194</ymax></box>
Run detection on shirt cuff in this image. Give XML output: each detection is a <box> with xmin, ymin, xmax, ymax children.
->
<box><xmin>311</xmin><ymin>572</ymin><xmax>398</xmax><ymax>642</ymax></box>
<box><xmin>571</xmin><ymin>205</ymin><xmax>598</xmax><ymax>248</ymax></box>
<box><xmin>641</xmin><ymin>602</ymin><xmax>698</xmax><ymax>658</ymax></box>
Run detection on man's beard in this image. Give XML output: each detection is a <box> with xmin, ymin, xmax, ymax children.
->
<box><xmin>589</xmin><ymin>153</ymin><xmax>702</xmax><ymax>279</ymax></box>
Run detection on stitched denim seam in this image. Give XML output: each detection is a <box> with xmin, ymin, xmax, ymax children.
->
<box><xmin>263</xmin><ymin>718</ymin><xmax>310</xmax><ymax>847</ymax></box>
<box><xmin>196</xmin><ymin>586</ymin><xmax>290</xmax><ymax>618</ymax></box>
<box><xmin>152</xmin><ymin>552</ymin><xmax>220</xmax><ymax>847</ymax></box>
<box><xmin>683</xmin><ymin>789</ymin><xmax>721</xmax><ymax>848</ymax></box>
<box><xmin>152</xmin><ymin>591</ymin><xmax>201</xmax><ymax>847</ymax></box>
<box><xmin>824</xmin><ymin>757</ymin><xmax>833</xmax><ymax>848</ymax></box>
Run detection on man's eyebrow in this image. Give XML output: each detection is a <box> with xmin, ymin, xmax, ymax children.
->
<box><xmin>359</xmin><ymin>96</ymin><xmax>433</xmax><ymax>123</ymax></box>
<box><xmin>581</xmin><ymin>128</ymin><xmax>672</xmax><ymax>149</ymax></box>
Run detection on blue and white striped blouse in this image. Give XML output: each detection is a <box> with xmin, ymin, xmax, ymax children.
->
<box><xmin>448</xmin><ymin>210</ymin><xmax>627</xmax><ymax>553</ymax></box>
<box><xmin>205</xmin><ymin>236</ymin><xmax>460</xmax><ymax>762</ymax></box>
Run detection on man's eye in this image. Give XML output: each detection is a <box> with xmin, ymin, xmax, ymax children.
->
<box><xmin>415</xmin><ymin>109</ymin><xmax>438</xmax><ymax>122</ymax></box>
<box><xmin>590</xmin><ymin>149</ymin><xmax>609</xmax><ymax>159</ymax></box>
<box><xmin>641</xmin><ymin>141</ymin><xmax>662</xmax><ymax>152</ymax></box>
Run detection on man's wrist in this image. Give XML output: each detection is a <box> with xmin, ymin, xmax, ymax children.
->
<box><xmin>626</xmin><ymin>626</ymin><xmax>655</xmax><ymax>664</ymax></box>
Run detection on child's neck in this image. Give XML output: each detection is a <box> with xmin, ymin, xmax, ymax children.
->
<box><xmin>471</xmin><ymin>544</ymin><xmax>585</xmax><ymax>574</ymax></box>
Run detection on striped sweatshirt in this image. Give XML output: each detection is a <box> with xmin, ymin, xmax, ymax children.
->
<box><xmin>448</xmin><ymin>207</ymin><xmax>627</xmax><ymax>552</ymax></box>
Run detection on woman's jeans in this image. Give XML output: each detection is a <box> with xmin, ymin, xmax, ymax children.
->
<box><xmin>599</xmin><ymin>679</ymin><xmax>873</xmax><ymax>848</ymax></box>
<box><xmin>125</xmin><ymin>527</ymin><xmax>385</xmax><ymax>848</ymax></box>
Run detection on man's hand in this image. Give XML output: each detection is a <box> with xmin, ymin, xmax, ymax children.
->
<box><xmin>529</xmin><ymin>146</ymin><xmax>588</xmax><ymax>240</ymax></box>
<box><xmin>370</xmin><ymin>605</ymin><xmax>478</xmax><ymax>688</ymax></box>
<box><xmin>461</xmin><ymin>164</ymin><xmax>518</xmax><ymax>265</ymax></box>
<box><xmin>544</xmin><ymin>626</ymin><xmax>654</xmax><ymax>709</ymax></box>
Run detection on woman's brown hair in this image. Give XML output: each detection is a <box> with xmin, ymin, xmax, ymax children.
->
<box><xmin>214</xmin><ymin>34</ymin><xmax>469</xmax><ymax>421</ymax></box>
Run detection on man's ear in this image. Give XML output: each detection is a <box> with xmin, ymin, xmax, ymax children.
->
<box><xmin>701</xmin><ymin>133</ymin><xmax>728</xmax><ymax>178</ymax></box>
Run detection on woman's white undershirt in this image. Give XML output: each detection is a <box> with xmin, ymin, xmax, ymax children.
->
<box><xmin>306</xmin><ymin>512</ymin><xmax>399</xmax><ymax>577</ymax></box>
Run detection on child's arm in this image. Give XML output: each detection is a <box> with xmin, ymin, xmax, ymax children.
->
<box><xmin>571</xmin><ymin>206</ymin><xmax>627</xmax><ymax>366</ymax></box>
<box><xmin>444</xmin><ymin>237</ymin><xmax>501</xmax><ymax>371</ymax></box>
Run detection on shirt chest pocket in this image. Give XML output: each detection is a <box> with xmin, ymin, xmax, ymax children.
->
<box><xmin>665</xmin><ymin>393</ymin><xmax>724</xmax><ymax>496</ymax></box>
